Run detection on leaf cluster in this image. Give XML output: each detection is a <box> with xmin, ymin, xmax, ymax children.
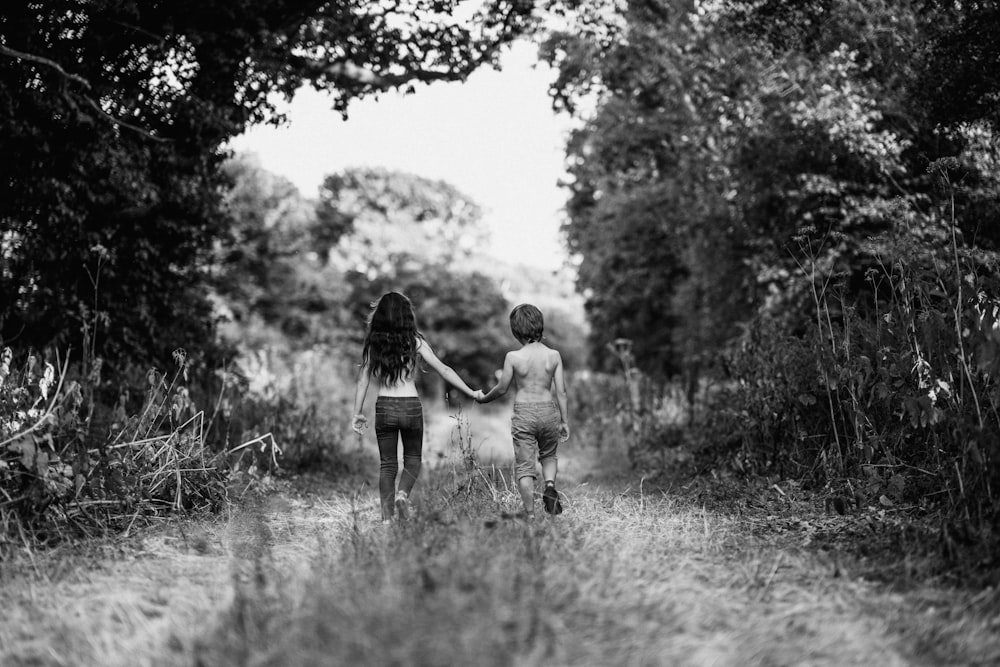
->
<box><xmin>0</xmin><ymin>0</ymin><xmax>537</xmax><ymax>371</ymax></box>
<box><xmin>542</xmin><ymin>0</ymin><xmax>1000</xmax><ymax>376</ymax></box>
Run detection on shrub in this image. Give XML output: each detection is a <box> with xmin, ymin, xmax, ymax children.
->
<box><xmin>0</xmin><ymin>348</ymin><xmax>228</xmax><ymax>553</ymax></box>
<box><xmin>694</xmin><ymin>170</ymin><xmax>1000</xmax><ymax>538</ymax></box>
<box><xmin>214</xmin><ymin>346</ymin><xmax>355</xmax><ymax>474</ymax></box>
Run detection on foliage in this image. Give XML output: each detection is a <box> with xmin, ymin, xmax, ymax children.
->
<box><xmin>542</xmin><ymin>0</ymin><xmax>768</xmax><ymax>375</ymax></box>
<box><xmin>538</xmin><ymin>0</ymin><xmax>1000</xmax><ymax>551</ymax></box>
<box><xmin>0</xmin><ymin>0</ymin><xmax>538</xmax><ymax>369</ymax></box>
<box><xmin>322</xmin><ymin>167</ymin><xmax>489</xmax><ymax>277</ymax></box>
<box><xmin>917</xmin><ymin>3</ymin><xmax>1000</xmax><ymax>128</ymax></box>
<box><xmin>217</xmin><ymin>152</ymin><xmax>358</xmax><ymax>345</ymax></box>
<box><xmin>0</xmin><ymin>347</ymin><xmax>228</xmax><ymax>553</ymax></box>
<box><xmin>542</xmin><ymin>0</ymin><xmax>1000</xmax><ymax>378</ymax></box>
<box><xmin>724</xmin><ymin>0</ymin><xmax>1000</xmax><ymax>128</ymax></box>
<box><xmin>218</xmin><ymin>154</ymin><xmax>318</xmax><ymax>325</ymax></box>
<box><xmin>699</xmin><ymin>172</ymin><xmax>1000</xmax><ymax>535</ymax></box>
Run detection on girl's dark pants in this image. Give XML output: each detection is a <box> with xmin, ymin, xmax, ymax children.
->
<box><xmin>374</xmin><ymin>396</ymin><xmax>424</xmax><ymax>519</ymax></box>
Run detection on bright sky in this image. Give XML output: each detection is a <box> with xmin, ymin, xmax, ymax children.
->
<box><xmin>228</xmin><ymin>40</ymin><xmax>578</xmax><ymax>270</ymax></box>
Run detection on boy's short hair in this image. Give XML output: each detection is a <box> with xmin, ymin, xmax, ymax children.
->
<box><xmin>510</xmin><ymin>303</ymin><xmax>544</xmax><ymax>343</ymax></box>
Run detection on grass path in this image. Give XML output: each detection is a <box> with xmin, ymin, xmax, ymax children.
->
<box><xmin>2</xmin><ymin>441</ymin><xmax>998</xmax><ymax>666</ymax></box>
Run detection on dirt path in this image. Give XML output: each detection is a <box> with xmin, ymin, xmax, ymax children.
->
<box><xmin>2</xmin><ymin>446</ymin><xmax>998</xmax><ymax>666</ymax></box>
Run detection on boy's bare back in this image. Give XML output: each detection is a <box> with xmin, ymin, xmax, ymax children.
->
<box><xmin>476</xmin><ymin>303</ymin><xmax>571</xmax><ymax>516</ymax></box>
<box><xmin>476</xmin><ymin>304</ymin><xmax>570</xmax><ymax>444</ymax></box>
<box><xmin>506</xmin><ymin>342</ymin><xmax>561</xmax><ymax>403</ymax></box>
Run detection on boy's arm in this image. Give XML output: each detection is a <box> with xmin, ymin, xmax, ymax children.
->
<box><xmin>352</xmin><ymin>362</ymin><xmax>371</xmax><ymax>434</ymax></box>
<box><xmin>479</xmin><ymin>353</ymin><xmax>514</xmax><ymax>404</ymax></box>
<box><xmin>552</xmin><ymin>351</ymin><xmax>570</xmax><ymax>440</ymax></box>
<box><xmin>417</xmin><ymin>339</ymin><xmax>478</xmax><ymax>399</ymax></box>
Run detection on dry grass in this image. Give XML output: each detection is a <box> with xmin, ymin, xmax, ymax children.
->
<box><xmin>189</xmin><ymin>464</ymin><xmax>999</xmax><ymax>667</ymax></box>
<box><xmin>0</xmin><ymin>513</ymin><xmax>232</xmax><ymax>667</ymax></box>
<box><xmin>2</xmin><ymin>415</ymin><xmax>999</xmax><ymax>667</ymax></box>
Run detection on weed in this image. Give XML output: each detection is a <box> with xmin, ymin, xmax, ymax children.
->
<box><xmin>0</xmin><ymin>347</ymin><xmax>231</xmax><ymax>556</ymax></box>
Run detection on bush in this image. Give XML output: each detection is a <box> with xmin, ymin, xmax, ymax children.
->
<box><xmin>215</xmin><ymin>346</ymin><xmax>355</xmax><ymax>474</ymax></box>
<box><xmin>692</xmin><ymin>189</ymin><xmax>1000</xmax><ymax>538</ymax></box>
<box><xmin>0</xmin><ymin>348</ymin><xmax>228</xmax><ymax>553</ymax></box>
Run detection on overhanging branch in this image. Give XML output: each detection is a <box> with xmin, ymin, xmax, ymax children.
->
<box><xmin>80</xmin><ymin>96</ymin><xmax>171</xmax><ymax>143</ymax></box>
<box><xmin>2</xmin><ymin>45</ymin><xmax>168</xmax><ymax>142</ymax></box>
<box><xmin>0</xmin><ymin>45</ymin><xmax>92</xmax><ymax>89</ymax></box>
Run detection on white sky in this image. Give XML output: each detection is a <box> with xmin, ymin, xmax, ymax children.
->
<box><xmin>228</xmin><ymin>40</ymin><xmax>578</xmax><ymax>270</ymax></box>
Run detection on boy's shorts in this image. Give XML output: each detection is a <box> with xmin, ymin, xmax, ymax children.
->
<box><xmin>511</xmin><ymin>401</ymin><xmax>561</xmax><ymax>481</ymax></box>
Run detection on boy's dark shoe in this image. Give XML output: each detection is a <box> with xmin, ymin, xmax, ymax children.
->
<box><xmin>543</xmin><ymin>483</ymin><xmax>563</xmax><ymax>515</ymax></box>
<box><xmin>395</xmin><ymin>490</ymin><xmax>410</xmax><ymax>520</ymax></box>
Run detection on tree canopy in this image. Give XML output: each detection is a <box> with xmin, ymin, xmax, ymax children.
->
<box><xmin>542</xmin><ymin>0</ymin><xmax>1000</xmax><ymax>377</ymax></box>
<box><xmin>0</xmin><ymin>0</ymin><xmax>538</xmax><ymax>366</ymax></box>
<box><xmin>322</xmin><ymin>167</ymin><xmax>488</xmax><ymax>280</ymax></box>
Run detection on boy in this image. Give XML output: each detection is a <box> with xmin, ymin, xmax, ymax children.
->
<box><xmin>477</xmin><ymin>304</ymin><xmax>570</xmax><ymax>517</ymax></box>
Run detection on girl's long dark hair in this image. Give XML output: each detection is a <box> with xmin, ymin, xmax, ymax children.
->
<box><xmin>361</xmin><ymin>292</ymin><xmax>422</xmax><ymax>386</ymax></box>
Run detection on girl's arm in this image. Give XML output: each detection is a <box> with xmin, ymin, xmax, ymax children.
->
<box><xmin>479</xmin><ymin>353</ymin><xmax>514</xmax><ymax>404</ymax></box>
<box><xmin>352</xmin><ymin>362</ymin><xmax>372</xmax><ymax>433</ymax></box>
<box><xmin>417</xmin><ymin>339</ymin><xmax>478</xmax><ymax>399</ymax></box>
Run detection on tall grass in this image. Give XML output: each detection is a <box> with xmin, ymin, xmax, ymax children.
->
<box><xmin>5</xmin><ymin>375</ymin><xmax>1000</xmax><ymax>666</ymax></box>
<box><xmin>187</xmin><ymin>431</ymin><xmax>1000</xmax><ymax>667</ymax></box>
<box><xmin>0</xmin><ymin>284</ymin><xmax>369</xmax><ymax>553</ymax></box>
<box><xmin>191</xmin><ymin>435</ymin><xmax>751</xmax><ymax>667</ymax></box>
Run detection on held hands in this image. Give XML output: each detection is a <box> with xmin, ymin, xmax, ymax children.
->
<box><xmin>472</xmin><ymin>390</ymin><xmax>486</xmax><ymax>403</ymax></box>
<box><xmin>351</xmin><ymin>414</ymin><xmax>368</xmax><ymax>435</ymax></box>
<box><xmin>559</xmin><ymin>421</ymin><xmax>570</xmax><ymax>442</ymax></box>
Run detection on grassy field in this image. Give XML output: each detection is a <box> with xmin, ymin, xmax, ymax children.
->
<box><xmin>2</xmin><ymin>407</ymin><xmax>999</xmax><ymax>666</ymax></box>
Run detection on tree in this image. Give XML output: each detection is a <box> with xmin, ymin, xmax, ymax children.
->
<box><xmin>320</xmin><ymin>167</ymin><xmax>488</xmax><ymax>280</ymax></box>
<box><xmin>218</xmin><ymin>152</ymin><xmax>352</xmax><ymax>343</ymax></box>
<box><xmin>0</xmin><ymin>1</ymin><xmax>537</xmax><ymax>367</ymax></box>
<box><xmin>724</xmin><ymin>0</ymin><xmax>1000</xmax><ymax>248</ymax></box>
<box><xmin>918</xmin><ymin>2</ymin><xmax>1000</xmax><ymax>128</ymax></box>
<box><xmin>542</xmin><ymin>0</ymin><xmax>758</xmax><ymax>376</ymax></box>
<box><xmin>542</xmin><ymin>0</ymin><xmax>1000</xmax><ymax>377</ymax></box>
<box><xmin>723</xmin><ymin>0</ymin><xmax>1000</xmax><ymax>129</ymax></box>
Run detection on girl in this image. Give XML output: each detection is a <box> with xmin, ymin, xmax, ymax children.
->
<box><xmin>352</xmin><ymin>291</ymin><xmax>481</xmax><ymax>522</ymax></box>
